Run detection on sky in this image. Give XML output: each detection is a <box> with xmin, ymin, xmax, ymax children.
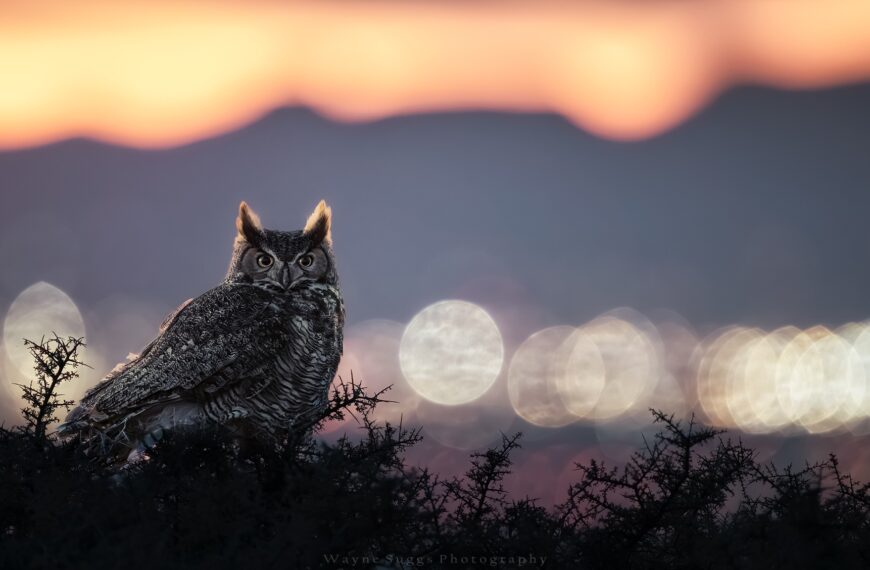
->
<box><xmin>3</xmin><ymin>85</ymin><xmax>870</xmax><ymax>333</ymax></box>
<box><xmin>2</xmin><ymin>0</ymin><xmax>870</xmax><ymax>502</ymax></box>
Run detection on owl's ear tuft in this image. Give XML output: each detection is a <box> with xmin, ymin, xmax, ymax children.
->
<box><xmin>236</xmin><ymin>201</ymin><xmax>264</xmax><ymax>245</ymax></box>
<box><xmin>303</xmin><ymin>200</ymin><xmax>332</xmax><ymax>246</ymax></box>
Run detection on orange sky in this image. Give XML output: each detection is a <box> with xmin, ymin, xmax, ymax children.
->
<box><xmin>1</xmin><ymin>0</ymin><xmax>869</xmax><ymax>149</ymax></box>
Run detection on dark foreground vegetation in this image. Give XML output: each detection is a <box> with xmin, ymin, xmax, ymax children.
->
<box><xmin>0</xmin><ymin>336</ymin><xmax>868</xmax><ymax>569</ymax></box>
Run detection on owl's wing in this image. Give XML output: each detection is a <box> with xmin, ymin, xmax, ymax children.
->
<box><xmin>67</xmin><ymin>283</ymin><xmax>287</xmax><ymax>427</ymax></box>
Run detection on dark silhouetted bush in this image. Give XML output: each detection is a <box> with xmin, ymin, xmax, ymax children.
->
<box><xmin>0</xmin><ymin>337</ymin><xmax>868</xmax><ymax>569</ymax></box>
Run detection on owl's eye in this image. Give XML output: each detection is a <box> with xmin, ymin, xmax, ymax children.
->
<box><xmin>298</xmin><ymin>254</ymin><xmax>314</xmax><ymax>268</ymax></box>
<box><xmin>256</xmin><ymin>253</ymin><xmax>274</xmax><ymax>268</ymax></box>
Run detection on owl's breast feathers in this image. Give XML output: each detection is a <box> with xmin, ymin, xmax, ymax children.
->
<box><xmin>59</xmin><ymin>282</ymin><xmax>344</xmax><ymax>438</ymax></box>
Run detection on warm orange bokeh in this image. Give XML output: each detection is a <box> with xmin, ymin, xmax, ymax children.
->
<box><xmin>1</xmin><ymin>0</ymin><xmax>869</xmax><ymax>149</ymax></box>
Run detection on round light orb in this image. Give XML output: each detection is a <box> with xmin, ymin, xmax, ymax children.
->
<box><xmin>775</xmin><ymin>326</ymin><xmax>856</xmax><ymax>433</ymax></box>
<box><xmin>813</xmin><ymin>331</ymin><xmax>864</xmax><ymax>432</ymax></box>
<box><xmin>508</xmin><ymin>326</ymin><xmax>579</xmax><ymax>428</ymax></box>
<box><xmin>582</xmin><ymin>316</ymin><xmax>659</xmax><ymax>420</ymax></box>
<box><xmin>3</xmin><ymin>282</ymin><xmax>86</xmax><ymax>377</ymax></box>
<box><xmin>739</xmin><ymin>327</ymin><xmax>800</xmax><ymax>433</ymax></box>
<box><xmin>695</xmin><ymin>327</ymin><xmax>757</xmax><ymax>428</ymax></box>
<box><xmin>722</xmin><ymin>328</ymin><xmax>766</xmax><ymax>433</ymax></box>
<box><xmin>775</xmin><ymin>328</ymin><xmax>820</xmax><ymax>426</ymax></box>
<box><xmin>785</xmin><ymin>327</ymin><xmax>860</xmax><ymax>434</ymax></box>
<box><xmin>555</xmin><ymin>327</ymin><xmax>606</xmax><ymax>419</ymax></box>
<box><xmin>399</xmin><ymin>300</ymin><xmax>504</xmax><ymax>406</ymax></box>
<box><xmin>836</xmin><ymin>323</ymin><xmax>870</xmax><ymax>429</ymax></box>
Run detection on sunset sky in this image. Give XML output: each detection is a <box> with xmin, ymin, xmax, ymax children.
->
<box><xmin>2</xmin><ymin>0</ymin><xmax>870</xmax><ymax>500</ymax></box>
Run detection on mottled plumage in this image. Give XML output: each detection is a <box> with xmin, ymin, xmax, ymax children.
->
<box><xmin>59</xmin><ymin>201</ymin><xmax>344</xmax><ymax>456</ymax></box>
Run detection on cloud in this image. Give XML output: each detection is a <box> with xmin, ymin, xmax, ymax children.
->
<box><xmin>1</xmin><ymin>0</ymin><xmax>869</xmax><ymax>149</ymax></box>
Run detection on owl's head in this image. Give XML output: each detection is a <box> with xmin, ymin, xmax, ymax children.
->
<box><xmin>226</xmin><ymin>200</ymin><xmax>338</xmax><ymax>292</ymax></box>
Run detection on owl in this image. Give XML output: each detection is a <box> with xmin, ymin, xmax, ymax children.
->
<box><xmin>59</xmin><ymin>200</ymin><xmax>344</xmax><ymax>457</ymax></box>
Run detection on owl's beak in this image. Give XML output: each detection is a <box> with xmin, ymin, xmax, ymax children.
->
<box><xmin>278</xmin><ymin>265</ymin><xmax>293</xmax><ymax>290</ymax></box>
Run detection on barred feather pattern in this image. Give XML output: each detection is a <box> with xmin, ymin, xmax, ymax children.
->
<box><xmin>201</xmin><ymin>284</ymin><xmax>344</xmax><ymax>438</ymax></box>
<box><xmin>62</xmin><ymin>282</ymin><xmax>343</xmax><ymax>450</ymax></box>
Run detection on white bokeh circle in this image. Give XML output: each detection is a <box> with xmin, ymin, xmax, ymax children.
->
<box><xmin>399</xmin><ymin>300</ymin><xmax>504</xmax><ymax>405</ymax></box>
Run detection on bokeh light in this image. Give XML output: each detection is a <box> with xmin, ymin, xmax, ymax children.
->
<box><xmin>3</xmin><ymin>282</ymin><xmax>86</xmax><ymax>376</ymax></box>
<box><xmin>399</xmin><ymin>300</ymin><xmax>504</xmax><ymax>406</ymax></box>
<box><xmin>838</xmin><ymin>323</ymin><xmax>870</xmax><ymax>433</ymax></box>
<box><xmin>694</xmin><ymin>323</ymin><xmax>870</xmax><ymax>434</ymax></box>
<box><xmin>394</xmin><ymin>293</ymin><xmax>870</xmax><ymax>504</ymax></box>
<box><xmin>695</xmin><ymin>327</ymin><xmax>758</xmax><ymax>428</ymax></box>
<box><xmin>507</xmin><ymin>326</ymin><xmax>580</xmax><ymax>428</ymax></box>
<box><xmin>555</xmin><ymin>327</ymin><xmax>606</xmax><ymax>419</ymax></box>
<box><xmin>1</xmin><ymin>281</ymin><xmax>113</xmax><ymax>416</ymax></box>
<box><xmin>579</xmin><ymin>313</ymin><xmax>661</xmax><ymax>421</ymax></box>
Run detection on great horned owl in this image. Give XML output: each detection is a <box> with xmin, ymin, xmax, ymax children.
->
<box><xmin>59</xmin><ymin>201</ymin><xmax>344</xmax><ymax>456</ymax></box>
